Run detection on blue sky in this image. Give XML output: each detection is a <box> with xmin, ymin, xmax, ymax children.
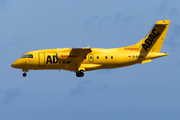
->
<box><xmin>0</xmin><ymin>0</ymin><xmax>180</xmax><ymax>120</ymax></box>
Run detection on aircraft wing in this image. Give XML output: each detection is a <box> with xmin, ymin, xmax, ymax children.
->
<box><xmin>57</xmin><ymin>48</ymin><xmax>92</xmax><ymax>53</ymax></box>
<box><xmin>57</xmin><ymin>48</ymin><xmax>92</xmax><ymax>71</ymax></box>
<box><xmin>70</xmin><ymin>48</ymin><xmax>92</xmax><ymax>54</ymax></box>
<box><xmin>56</xmin><ymin>47</ymin><xmax>92</xmax><ymax>64</ymax></box>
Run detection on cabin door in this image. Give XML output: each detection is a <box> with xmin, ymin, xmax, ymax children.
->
<box><xmin>39</xmin><ymin>53</ymin><xmax>45</xmax><ymax>67</ymax></box>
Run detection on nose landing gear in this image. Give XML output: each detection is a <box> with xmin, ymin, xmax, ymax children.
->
<box><xmin>76</xmin><ymin>71</ymin><xmax>84</xmax><ymax>77</ymax></box>
<box><xmin>22</xmin><ymin>73</ymin><xmax>27</xmax><ymax>77</ymax></box>
<box><xmin>22</xmin><ymin>69</ymin><xmax>29</xmax><ymax>77</ymax></box>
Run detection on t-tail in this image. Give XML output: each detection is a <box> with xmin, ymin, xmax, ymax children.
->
<box><xmin>127</xmin><ymin>20</ymin><xmax>170</xmax><ymax>60</ymax></box>
<box><xmin>136</xmin><ymin>20</ymin><xmax>170</xmax><ymax>53</ymax></box>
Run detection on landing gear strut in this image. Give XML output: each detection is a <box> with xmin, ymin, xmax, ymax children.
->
<box><xmin>22</xmin><ymin>69</ymin><xmax>28</xmax><ymax>77</ymax></box>
<box><xmin>22</xmin><ymin>73</ymin><xmax>27</xmax><ymax>77</ymax></box>
<box><xmin>76</xmin><ymin>71</ymin><xmax>84</xmax><ymax>77</ymax></box>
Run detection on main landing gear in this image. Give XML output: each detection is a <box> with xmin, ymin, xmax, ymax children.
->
<box><xmin>76</xmin><ymin>71</ymin><xmax>84</xmax><ymax>77</ymax></box>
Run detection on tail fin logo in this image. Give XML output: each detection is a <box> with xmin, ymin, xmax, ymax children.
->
<box><xmin>142</xmin><ymin>29</ymin><xmax>160</xmax><ymax>51</ymax></box>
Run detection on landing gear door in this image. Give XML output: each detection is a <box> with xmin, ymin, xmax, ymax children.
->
<box><xmin>39</xmin><ymin>53</ymin><xmax>45</xmax><ymax>67</ymax></box>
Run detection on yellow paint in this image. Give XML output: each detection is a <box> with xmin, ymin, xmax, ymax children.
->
<box><xmin>11</xmin><ymin>20</ymin><xmax>170</xmax><ymax>77</ymax></box>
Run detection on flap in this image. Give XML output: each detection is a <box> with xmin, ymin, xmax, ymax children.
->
<box><xmin>78</xmin><ymin>64</ymin><xmax>102</xmax><ymax>71</ymax></box>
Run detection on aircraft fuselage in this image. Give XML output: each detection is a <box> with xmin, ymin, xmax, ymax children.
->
<box><xmin>11</xmin><ymin>20</ymin><xmax>170</xmax><ymax>77</ymax></box>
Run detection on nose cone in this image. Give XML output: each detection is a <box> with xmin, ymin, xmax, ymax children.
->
<box><xmin>11</xmin><ymin>62</ymin><xmax>17</xmax><ymax>68</ymax></box>
<box><xmin>11</xmin><ymin>59</ymin><xmax>25</xmax><ymax>69</ymax></box>
<box><xmin>11</xmin><ymin>63</ymin><xmax>15</xmax><ymax>68</ymax></box>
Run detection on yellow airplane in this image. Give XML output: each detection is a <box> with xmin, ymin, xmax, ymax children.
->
<box><xmin>11</xmin><ymin>20</ymin><xmax>170</xmax><ymax>77</ymax></box>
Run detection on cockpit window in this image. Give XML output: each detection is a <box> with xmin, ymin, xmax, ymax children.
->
<box><xmin>21</xmin><ymin>54</ymin><xmax>33</xmax><ymax>58</ymax></box>
<box><xmin>27</xmin><ymin>54</ymin><xmax>33</xmax><ymax>58</ymax></box>
<box><xmin>21</xmin><ymin>55</ymin><xmax>28</xmax><ymax>58</ymax></box>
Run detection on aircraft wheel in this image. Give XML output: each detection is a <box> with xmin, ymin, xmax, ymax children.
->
<box><xmin>76</xmin><ymin>71</ymin><xmax>84</xmax><ymax>77</ymax></box>
<box><xmin>80</xmin><ymin>72</ymin><xmax>84</xmax><ymax>77</ymax></box>
<box><xmin>22</xmin><ymin>73</ymin><xmax>27</xmax><ymax>77</ymax></box>
<box><xmin>76</xmin><ymin>72</ymin><xmax>80</xmax><ymax>77</ymax></box>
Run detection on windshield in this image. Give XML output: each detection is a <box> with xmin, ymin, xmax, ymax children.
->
<box><xmin>21</xmin><ymin>55</ymin><xmax>28</xmax><ymax>58</ymax></box>
<box><xmin>21</xmin><ymin>54</ymin><xmax>33</xmax><ymax>58</ymax></box>
<box><xmin>27</xmin><ymin>54</ymin><xmax>33</xmax><ymax>58</ymax></box>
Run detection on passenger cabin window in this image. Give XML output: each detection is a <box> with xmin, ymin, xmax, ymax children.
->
<box><xmin>97</xmin><ymin>56</ymin><xmax>99</xmax><ymax>59</ymax></box>
<box><xmin>111</xmin><ymin>56</ymin><xmax>113</xmax><ymax>59</ymax></box>
<box><xmin>21</xmin><ymin>55</ymin><xmax>28</xmax><ymax>58</ymax></box>
<box><xmin>90</xmin><ymin>56</ymin><xmax>92</xmax><ymax>59</ymax></box>
<box><xmin>105</xmin><ymin>56</ymin><xmax>107</xmax><ymax>59</ymax></box>
<box><xmin>28</xmin><ymin>54</ymin><xmax>33</xmax><ymax>58</ymax></box>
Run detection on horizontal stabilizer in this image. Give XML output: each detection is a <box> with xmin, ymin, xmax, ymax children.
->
<box><xmin>140</xmin><ymin>59</ymin><xmax>152</xmax><ymax>64</ymax></box>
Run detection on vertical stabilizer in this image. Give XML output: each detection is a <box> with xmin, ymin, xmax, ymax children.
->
<box><xmin>136</xmin><ymin>20</ymin><xmax>170</xmax><ymax>53</ymax></box>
